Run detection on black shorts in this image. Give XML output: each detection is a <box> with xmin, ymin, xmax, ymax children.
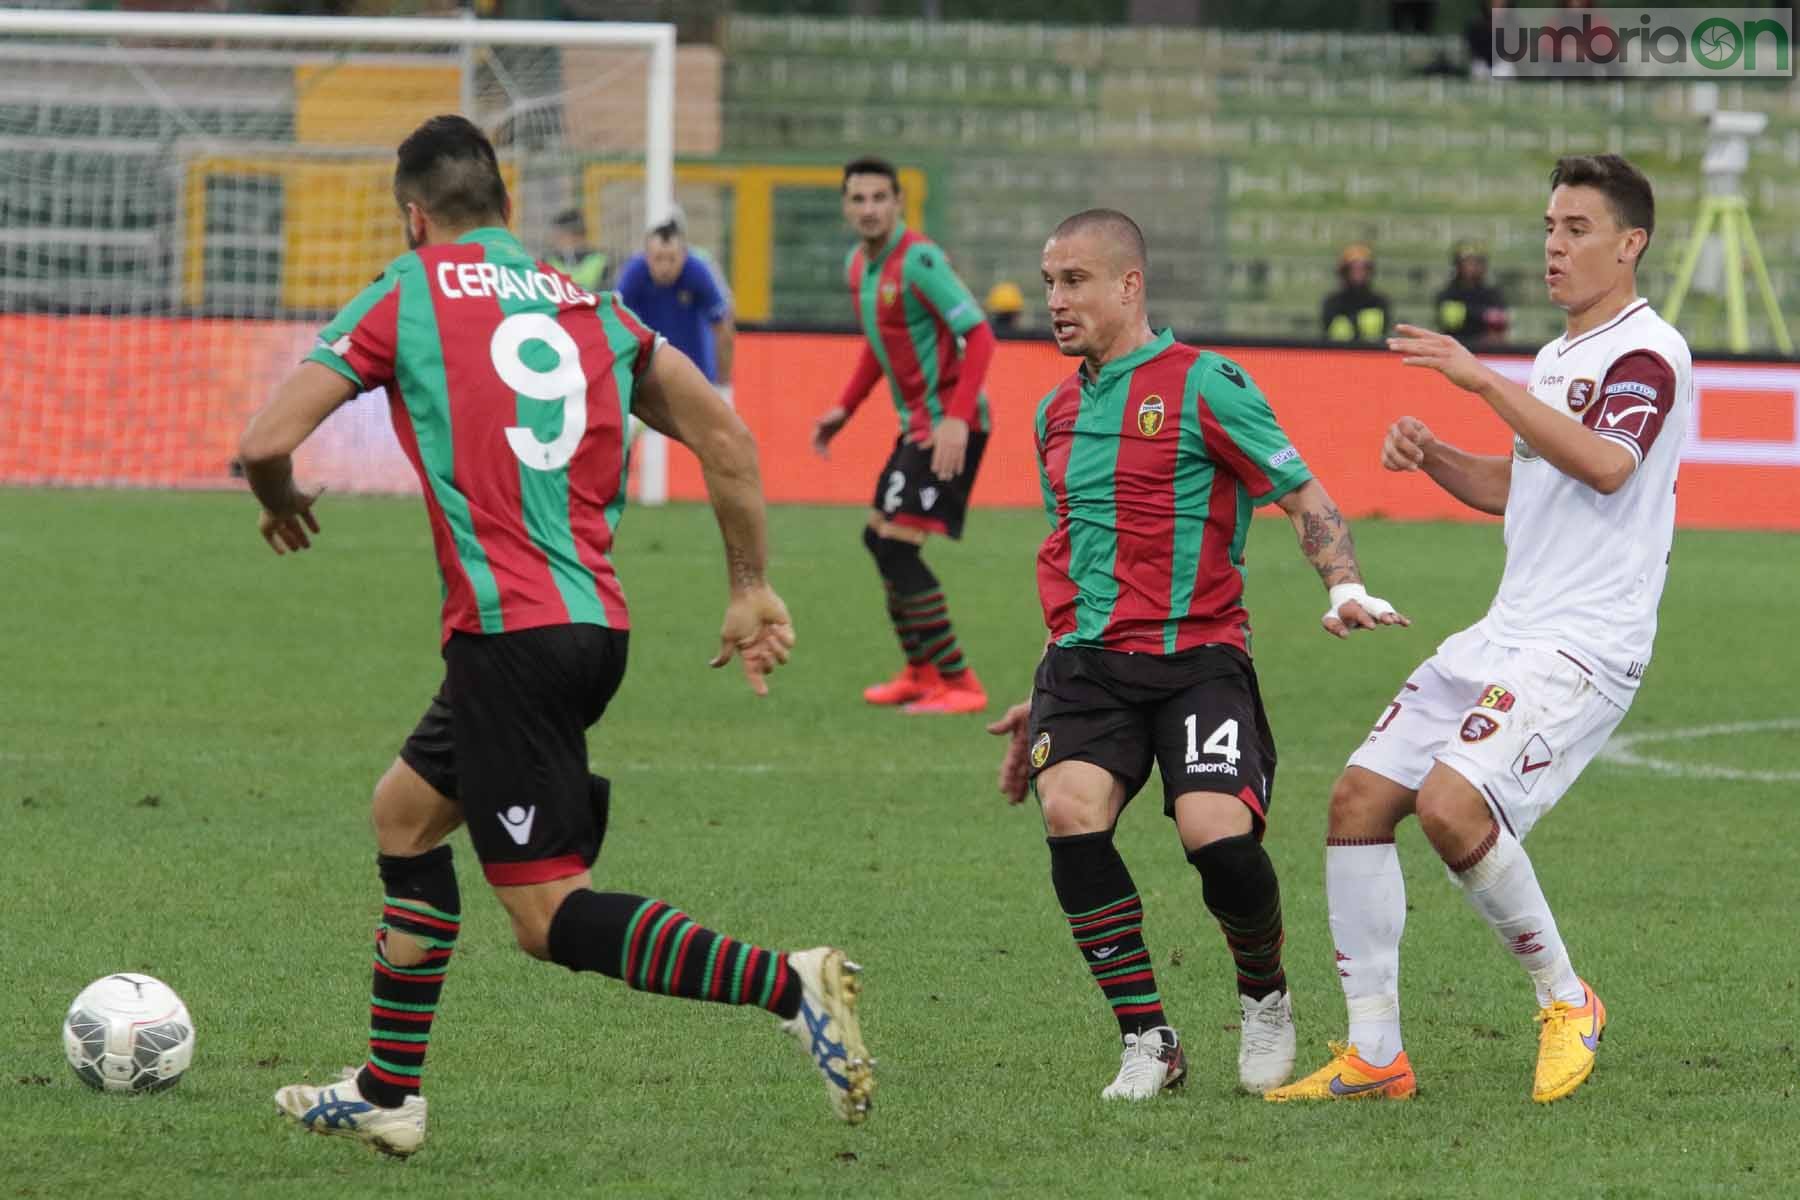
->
<box><xmin>870</xmin><ymin>430</ymin><xmax>988</xmax><ymax>540</ymax></box>
<box><xmin>1026</xmin><ymin>642</ymin><xmax>1277</xmax><ymax>829</ymax></box>
<box><xmin>400</xmin><ymin>624</ymin><xmax>627</xmax><ymax>886</ymax></box>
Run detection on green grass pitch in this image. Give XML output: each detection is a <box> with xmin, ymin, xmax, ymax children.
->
<box><xmin>1</xmin><ymin>489</ymin><xmax>1796</xmax><ymax>1198</ymax></box>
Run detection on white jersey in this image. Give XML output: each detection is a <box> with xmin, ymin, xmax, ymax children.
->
<box><xmin>1477</xmin><ymin>299</ymin><xmax>1691</xmax><ymax>706</ymax></box>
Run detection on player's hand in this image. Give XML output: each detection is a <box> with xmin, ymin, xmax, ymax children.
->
<box><xmin>924</xmin><ymin>416</ymin><xmax>970</xmax><ymax>480</ymax></box>
<box><xmin>1321</xmin><ymin>586</ymin><xmax>1410</xmax><ymax>639</ymax></box>
<box><xmin>710</xmin><ymin>583</ymin><xmax>796</xmax><ymax>697</ymax></box>
<box><xmin>258</xmin><ymin>486</ymin><xmax>324</xmax><ymax>555</ymax></box>
<box><xmin>1382</xmin><ymin>416</ymin><xmax>1436</xmax><ymax>472</ymax></box>
<box><xmin>985</xmin><ymin>700</ymin><xmax>1033</xmax><ymax>805</ymax></box>
<box><xmin>1388</xmin><ymin>324</ymin><xmax>1491</xmax><ymax>393</ymax></box>
<box><xmin>811</xmin><ymin>407</ymin><xmax>849</xmax><ymax>459</ymax></box>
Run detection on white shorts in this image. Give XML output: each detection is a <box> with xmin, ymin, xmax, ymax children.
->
<box><xmin>1345</xmin><ymin>627</ymin><xmax>1627</xmax><ymax>841</ymax></box>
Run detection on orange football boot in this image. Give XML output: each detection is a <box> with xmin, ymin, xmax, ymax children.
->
<box><xmin>902</xmin><ymin>668</ymin><xmax>989</xmax><ymax>715</ymax></box>
<box><xmin>863</xmin><ymin>662</ymin><xmax>940</xmax><ymax>706</ymax></box>
<box><xmin>1264</xmin><ymin>1041</ymin><xmax>1417</xmax><ymax>1102</ymax></box>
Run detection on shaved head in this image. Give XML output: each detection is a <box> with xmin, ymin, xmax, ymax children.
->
<box><xmin>1050</xmin><ymin>209</ymin><xmax>1147</xmax><ymax>277</ymax></box>
<box><xmin>1042</xmin><ymin>208</ymin><xmax>1153</xmax><ymax>368</ymax></box>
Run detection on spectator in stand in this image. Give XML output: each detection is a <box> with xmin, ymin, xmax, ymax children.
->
<box><xmin>1436</xmin><ymin>241</ymin><xmax>1511</xmax><ymax>348</ymax></box>
<box><xmin>1321</xmin><ymin>243</ymin><xmax>1391</xmax><ymax>344</ymax></box>
<box><xmin>986</xmin><ymin>281</ymin><xmax>1025</xmax><ymax>332</ymax></box>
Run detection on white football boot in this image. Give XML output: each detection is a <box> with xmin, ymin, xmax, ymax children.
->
<box><xmin>780</xmin><ymin>947</ymin><xmax>874</xmax><ymax>1124</ymax></box>
<box><xmin>1237</xmin><ymin>990</ymin><xmax>1298</xmax><ymax>1093</ymax></box>
<box><xmin>275</xmin><ymin>1067</ymin><xmax>427</xmax><ymax>1158</ymax></box>
<box><xmin>1101</xmin><ymin>1026</ymin><xmax>1187</xmax><ymax>1100</ymax></box>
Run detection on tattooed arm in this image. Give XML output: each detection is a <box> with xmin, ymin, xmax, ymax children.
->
<box><xmin>636</xmin><ymin>343</ymin><xmax>795</xmax><ymax>694</ymax></box>
<box><xmin>1274</xmin><ymin>480</ymin><xmax>1410</xmax><ymax>638</ymax></box>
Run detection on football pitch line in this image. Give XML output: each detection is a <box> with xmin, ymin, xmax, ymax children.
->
<box><xmin>1597</xmin><ymin>717</ymin><xmax>1800</xmax><ymax>783</ymax></box>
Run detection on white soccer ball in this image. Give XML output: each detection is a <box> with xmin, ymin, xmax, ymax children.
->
<box><xmin>63</xmin><ymin>973</ymin><xmax>195</xmax><ymax>1094</ymax></box>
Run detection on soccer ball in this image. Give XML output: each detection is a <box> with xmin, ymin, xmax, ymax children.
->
<box><xmin>63</xmin><ymin>973</ymin><xmax>195</xmax><ymax>1093</ymax></box>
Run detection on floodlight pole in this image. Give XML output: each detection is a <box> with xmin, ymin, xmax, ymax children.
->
<box><xmin>1663</xmin><ymin>109</ymin><xmax>1793</xmax><ymax>354</ymax></box>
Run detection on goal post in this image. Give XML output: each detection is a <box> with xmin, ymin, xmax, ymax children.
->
<box><xmin>0</xmin><ymin>10</ymin><xmax>675</xmax><ymax>503</ymax></box>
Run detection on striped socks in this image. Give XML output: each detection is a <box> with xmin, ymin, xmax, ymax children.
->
<box><xmin>357</xmin><ymin>847</ymin><xmax>460</xmax><ymax>1108</ymax></box>
<box><xmin>891</xmin><ymin>586</ymin><xmax>967</xmax><ymax>676</ymax></box>
<box><xmin>1188</xmin><ymin>834</ymin><xmax>1288</xmax><ymax>1001</ymax></box>
<box><xmin>547</xmin><ymin>890</ymin><xmax>802</xmax><ymax>1019</ymax></box>
<box><xmin>1048</xmin><ymin>831</ymin><xmax>1167</xmax><ymax>1036</ymax></box>
<box><xmin>865</xmin><ymin>529</ymin><xmax>968</xmax><ymax>678</ymax></box>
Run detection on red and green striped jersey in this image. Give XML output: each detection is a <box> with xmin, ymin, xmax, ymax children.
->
<box><xmin>307</xmin><ymin>226</ymin><xmax>656</xmax><ymax>645</ymax></box>
<box><xmin>846</xmin><ymin>223</ymin><xmax>990</xmax><ymax>440</ymax></box>
<box><xmin>1035</xmin><ymin>330</ymin><xmax>1313</xmax><ymax>655</ymax></box>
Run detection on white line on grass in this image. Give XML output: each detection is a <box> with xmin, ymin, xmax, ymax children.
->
<box><xmin>1598</xmin><ymin>718</ymin><xmax>1800</xmax><ymax>783</ymax></box>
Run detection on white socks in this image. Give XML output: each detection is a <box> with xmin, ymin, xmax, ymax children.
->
<box><xmin>1326</xmin><ymin>842</ymin><xmax>1406</xmax><ymax>1067</ymax></box>
<box><xmin>1452</xmin><ymin>825</ymin><xmax>1585</xmax><ymax>1008</ymax></box>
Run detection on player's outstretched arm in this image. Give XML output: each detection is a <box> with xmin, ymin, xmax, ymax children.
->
<box><xmin>813</xmin><ymin>344</ymin><xmax>883</xmax><ymax>458</ymax></box>
<box><xmin>238</xmin><ymin>362</ymin><xmax>357</xmax><ymax>554</ymax></box>
<box><xmin>636</xmin><ymin>344</ymin><xmax>795</xmax><ymax>695</ymax></box>
<box><xmin>1388</xmin><ymin>324</ymin><xmax>1635</xmax><ymax>495</ymax></box>
<box><xmin>1274</xmin><ymin>479</ymin><xmax>1410</xmax><ymax>639</ymax></box>
<box><xmin>1383</xmin><ymin>415</ymin><xmax>1511</xmax><ymax>516</ymax></box>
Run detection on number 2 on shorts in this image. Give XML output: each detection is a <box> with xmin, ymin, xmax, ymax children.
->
<box><xmin>883</xmin><ymin>469</ymin><xmax>906</xmax><ymax>512</ymax></box>
<box><xmin>1185</xmin><ymin>715</ymin><xmax>1241</xmax><ymax>765</ymax></box>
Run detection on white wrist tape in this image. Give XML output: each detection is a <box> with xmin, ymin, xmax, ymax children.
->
<box><xmin>1324</xmin><ymin>583</ymin><xmax>1396</xmax><ymax>627</ymax></box>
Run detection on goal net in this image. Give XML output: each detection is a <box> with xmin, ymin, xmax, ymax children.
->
<box><xmin>0</xmin><ymin>11</ymin><xmax>675</xmax><ymax>500</ymax></box>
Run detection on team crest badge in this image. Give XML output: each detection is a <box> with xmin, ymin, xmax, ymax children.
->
<box><xmin>1030</xmin><ymin>732</ymin><xmax>1052</xmax><ymax>769</ymax></box>
<box><xmin>1477</xmin><ymin>685</ymin><xmax>1516</xmax><ymax>713</ymax></box>
<box><xmin>1459</xmin><ymin>713</ymin><xmax>1500</xmax><ymax>743</ymax></box>
<box><xmin>1136</xmin><ymin>394</ymin><xmax>1165</xmax><ymax>437</ymax></box>
<box><xmin>879</xmin><ymin>280</ymin><xmax>900</xmax><ymax>307</ymax></box>
<box><xmin>1566</xmin><ymin>378</ymin><xmax>1596</xmax><ymax>413</ymax></box>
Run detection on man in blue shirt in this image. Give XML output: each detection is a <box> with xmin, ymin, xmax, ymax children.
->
<box><xmin>615</xmin><ymin>208</ymin><xmax>735</xmax><ymax>394</ymax></box>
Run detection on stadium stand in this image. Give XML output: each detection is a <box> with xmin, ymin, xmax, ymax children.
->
<box><xmin>720</xmin><ymin>15</ymin><xmax>1800</xmax><ymax>347</ymax></box>
<box><xmin>2</xmin><ymin>12</ymin><xmax>1796</xmax><ymax>349</ymax></box>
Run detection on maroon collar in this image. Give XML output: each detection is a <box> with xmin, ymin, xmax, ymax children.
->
<box><xmin>1556</xmin><ymin>299</ymin><xmax>1649</xmax><ymax>357</ymax></box>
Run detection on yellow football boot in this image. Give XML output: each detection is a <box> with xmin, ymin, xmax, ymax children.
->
<box><xmin>1264</xmin><ymin>1041</ymin><xmax>1416</xmax><ymax>1102</ymax></box>
<box><xmin>1533</xmin><ymin>979</ymin><xmax>1606</xmax><ymax>1103</ymax></box>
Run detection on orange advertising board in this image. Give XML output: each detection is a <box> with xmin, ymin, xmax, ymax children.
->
<box><xmin>2</xmin><ymin>318</ymin><xmax>1796</xmax><ymax>531</ymax></box>
<box><xmin>678</xmin><ymin>333</ymin><xmax>1800</xmax><ymax>531</ymax></box>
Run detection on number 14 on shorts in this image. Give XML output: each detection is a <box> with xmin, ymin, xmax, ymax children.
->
<box><xmin>1185</xmin><ymin>715</ymin><xmax>1240</xmax><ymax>775</ymax></box>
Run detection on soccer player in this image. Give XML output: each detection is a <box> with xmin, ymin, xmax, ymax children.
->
<box><xmin>237</xmin><ymin>116</ymin><xmax>872</xmax><ymax>1156</ymax></box>
<box><xmin>1269</xmin><ymin>154</ymin><xmax>1688</xmax><ymax>1105</ymax></box>
<box><xmin>811</xmin><ymin>156</ymin><xmax>998</xmax><ymax>715</ymax></box>
<box><xmin>615</xmin><ymin>207</ymin><xmax>736</xmax><ymax>397</ymax></box>
<box><xmin>987</xmin><ymin>210</ymin><xmax>1407</xmax><ymax>1101</ymax></box>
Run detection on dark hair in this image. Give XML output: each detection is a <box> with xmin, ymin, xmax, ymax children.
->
<box><xmin>647</xmin><ymin>220</ymin><xmax>683</xmax><ymax>243</ymax></box>
<box><xmin>394</xmin><ymin>115</ymin><xmax>508</xmax><ymax>228</ymax></box>
<box><xmin>1051</xmin><ymin>208</ymin><xmax>1148</xmax><ymax>276</ymax></box>
<box><xmin>552</xmin><ymin>208</ymin><xmax>585</xmax><ymax>233</ymax></box>
<box><xmin>1549</xmin><ymin>154</ymin><xmax>1654</xmax><ymax>264</ymax></box>
<box><xmin>841</xmin><ymin>156</ymin><xmax>901</xmax><ymax>194</ymax></box>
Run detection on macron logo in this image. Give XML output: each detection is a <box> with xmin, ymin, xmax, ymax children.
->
<box><xmin>497</xmin><ymin>805</ymin><xmax>536</xmax><ymax>846</ymax></box>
